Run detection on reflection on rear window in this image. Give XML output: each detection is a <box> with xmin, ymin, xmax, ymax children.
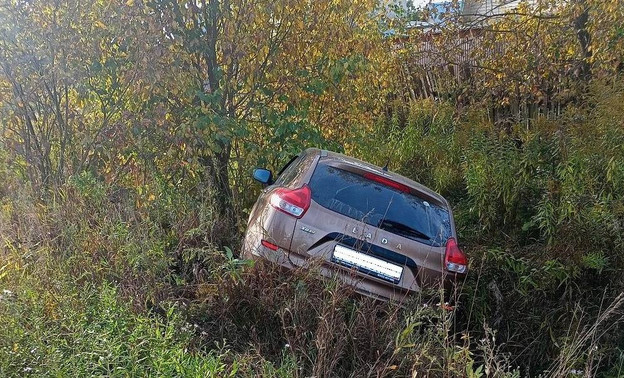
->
<box><xmin>309</xmin><ymin>164</ymin><xmax>451</xmax><ymax>246</ymax></box>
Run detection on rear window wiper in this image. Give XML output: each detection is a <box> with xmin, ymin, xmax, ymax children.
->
<box><xmin>377</xmin><ymin>219</ymin><xmax>431</xmax><ymax>241</ymax></box>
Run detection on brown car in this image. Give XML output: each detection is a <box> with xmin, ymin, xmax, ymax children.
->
<box><xmin>242</xmin><ymin>148</ymin><xmax>467</xmax><ymax>302</ymax></box>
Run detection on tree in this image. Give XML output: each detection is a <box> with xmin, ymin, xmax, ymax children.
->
<box><xmin>148</xmin><ymin>0</ymin><xmax>391</xmax><ymax>221</ymax></box>
<box><xmin>392</xmin><ymin>0</ymin><xmax>623</xmax><ymax>123</ymax></box>
<box><xmin>0</xmin><ymin>0</ymin><xmax>163</xmax><ymax>189</ymax></box>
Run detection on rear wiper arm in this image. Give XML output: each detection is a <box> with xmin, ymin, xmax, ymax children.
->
<box><xmin>377</xmin><ymin>219</ymin><xmax>431</xmax><ymax>241</ymax></box>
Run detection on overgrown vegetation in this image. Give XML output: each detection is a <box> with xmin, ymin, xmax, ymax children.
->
<box><xmin>359</xmin><ymin>84</ymin><xmax>624</xmax><ymax>374</ymax></box>
<box><xmin>1</xmin><ymin>0</ymin><xmax>624</xmax><ymax>376</ymax></box>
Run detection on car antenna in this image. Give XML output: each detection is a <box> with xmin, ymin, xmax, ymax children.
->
<box><xmin>382</xmin><ymin>160</ymin><xmax>389</xmax><ymax>172</ymax></box>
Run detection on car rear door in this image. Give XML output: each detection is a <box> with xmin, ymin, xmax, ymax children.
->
<box><xmin>289</xmin><ymin>160</ymin><xmax>451</xmax><ymax>291</ymax></box>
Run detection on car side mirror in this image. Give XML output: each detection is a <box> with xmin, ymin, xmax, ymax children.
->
<box><xmin>253</xmin><ymin>168</ymin><xmax>273</xmax><ymax>185</ymax></box>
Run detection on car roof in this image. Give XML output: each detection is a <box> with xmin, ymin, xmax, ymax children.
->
<box><xmin>304</xmin><ymin>148</ymin><xmax>448</xmax><ymax>207</ymax></box>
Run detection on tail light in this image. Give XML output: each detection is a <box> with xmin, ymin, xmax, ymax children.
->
<box><xmin>269</xmin><ymin>185</ymin><xmax>311</xmax><ymax>218</ymax></box>
<box><xmin>444</xmin><ymin>238</ymin><xmax>467</xmax><ymax>274</ymax></box>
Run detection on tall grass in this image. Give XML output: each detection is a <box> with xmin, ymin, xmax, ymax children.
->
<box><xmin>2</xmin><ymin>83</ymin><xmax>624</xmax><ymax>376</ymax></box>
<box><xmin>356</xmin><ymin>82</ymin><xmax>624</xmax><ymax>375</ymax></box>
<box><xmin>0</xmin><ymin>163</ymin><xmax>505</xmax><ymax>377</ymax></box>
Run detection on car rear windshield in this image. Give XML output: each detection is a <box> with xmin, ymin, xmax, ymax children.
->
<box><xmin>309</xmin><ymin>164</ymin><xmax>451</xmax><ymax>246</ymax></box>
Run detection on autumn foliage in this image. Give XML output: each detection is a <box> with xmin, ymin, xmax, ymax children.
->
<box><xmin>1</xmin><ymin>0</ymin><xmax>624</xmax><ymax>376</ymax></box>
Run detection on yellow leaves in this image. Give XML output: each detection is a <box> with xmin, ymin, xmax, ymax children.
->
<box><xmin>196</xmin><ymin>283</ymin><xmax>218</xmax><ymax>299</ymax></box>
<box><xmin>0</xmin><ymin>263</ymin><xmax>10</xmax><ymax>282</ymax></box>
<box><xmin>45</xmin><ymin>296</ymin><xmax>59</xmax><ymax>321</ymax></box>
<box><xmin>586</xmin><ymin>0</ymin><xmax>624</xmax><ymax>74</ymax></box>
<box><xmin>566</xmin><ymin>45</ymin><xmax>576</xmax><ymax>58</ymax></box>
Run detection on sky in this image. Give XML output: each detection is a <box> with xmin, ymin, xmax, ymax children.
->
<box><xmin>412</xmin><ymin>0</ymin><xmax>431</xmax><ymax>6</ymax></box>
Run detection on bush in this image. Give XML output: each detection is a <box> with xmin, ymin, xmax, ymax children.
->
<box><xmin>356</xmin><ymin>83</ymin><xmax>624</xmax><ymax>375</ymax></box>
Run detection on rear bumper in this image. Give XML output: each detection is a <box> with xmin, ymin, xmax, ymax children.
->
<box><xmin>245</xmin><ymin>242</ymin><xmax>424</xmax><ymax>302</ymax></box>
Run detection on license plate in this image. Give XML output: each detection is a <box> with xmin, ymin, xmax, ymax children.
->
<box><xmin>332</xmin><ymin>245</ymin><xmax>403</xmax><ymax>283</ymax></box>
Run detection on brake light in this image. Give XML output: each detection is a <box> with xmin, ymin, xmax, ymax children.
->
<box><xmin>363</xmin><ymin>173</ymin><xmax>410</xmax><ymax>193</ymax></box>
<box><xmin>269</xmin><ymin>185</ymin><xmax>311</xmax><ymax>218</ymax></box>
<box><xmin>444</xmin><ymin>238</ymin><xmax>467</xmax><ymax>274</ymax></box>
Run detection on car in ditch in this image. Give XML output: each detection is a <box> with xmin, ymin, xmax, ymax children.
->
<box><xmin>242</xmin><ymin>148</ymin><xmax>467</xmax><ymax>302</ymax></box>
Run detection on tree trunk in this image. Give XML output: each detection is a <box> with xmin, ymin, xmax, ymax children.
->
<box><xmin>199</xmin><ymin>143</ymin><xmax>236</xmax><ymax>246</ymax></box>
<box><xmin>573</xmin><ymin>0</ymin><xmax>592</xmax><ymax>81</ymax></box>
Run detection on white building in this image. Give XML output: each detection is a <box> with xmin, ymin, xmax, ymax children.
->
<box><xmin>409</xmin><ymin>0</ymin><xmax>538</xmax><ymax>20</ymax></box>
<box><xmin>462</xmin><ymin>0</ymin><xmax>537</xmax><ymax>17</ymax></box>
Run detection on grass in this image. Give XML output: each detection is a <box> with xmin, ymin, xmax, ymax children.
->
<box><xmin>0</xmin><ymin>176</ymin><xmax>487</xmax><ymax>377</ymax></box>
<box><xmin>2</xmin><ymin>86</ymin><xmax>624</xmax><ymax>376</ymax></box>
